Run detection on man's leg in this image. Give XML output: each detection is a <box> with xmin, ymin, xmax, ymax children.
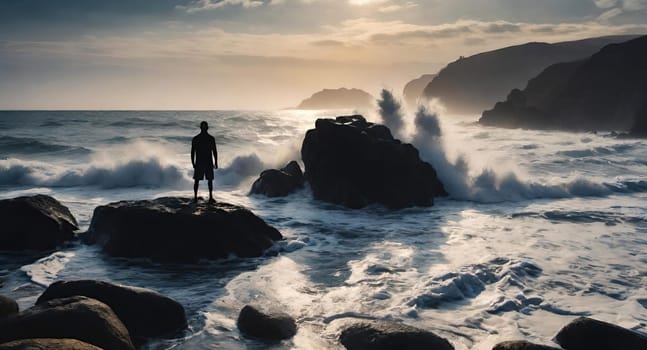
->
<box><xmin>194</xmin><ymin>180</ymin><xmax>199</xmax><ymax>200</ymax></box>
<box><xmin>208</xmin><ymin>180</ymin><xmax>214</xmax><ymax>202</ymax></box>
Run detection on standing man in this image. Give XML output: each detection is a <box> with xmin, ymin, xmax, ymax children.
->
<box><xmin>191</xmin><ymin>121</ymin><xmax>218</xmax><ymax>203</ymax></box>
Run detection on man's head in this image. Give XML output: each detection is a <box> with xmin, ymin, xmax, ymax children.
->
<box><xmin>200</xmin><ymin>121</ymin><xmax>208</xmax><ymax>131</ymax></box>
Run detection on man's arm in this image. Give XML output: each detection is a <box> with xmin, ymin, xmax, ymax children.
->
<box><xmin>212</xmin><ymin>139</ymin><xmax>218</xmax><ymax>169</ymax></box>
<box><xmin>191</xmin><ymin>140</ymin><xmax>196</xmax><ymax>168</ymax></box>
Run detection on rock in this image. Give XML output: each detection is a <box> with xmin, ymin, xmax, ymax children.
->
<box><xmin>301</xmin><ymin>115</ymin><xmax>446</xmax><ymax>209</ymax></box>
<box><xmin>36</xmin><ymin>280</ymin><xmax>186</xmax><ymax>338</ymax></box>
<box><xmin>0</xmin><ymin>339</ymin><xmax>102</xmax><ymax>350</ymax></box>
<box><xmin>403</xmin><ymin>74</ymin><xmax>436</xmax><ymax>108</ymax></box>
<box><xmin>296</xmin><ymin>88</ymin><xmax>375</xmax><ymax>110</ymax></box>
<box><xmin>250</xmin><ymin>161</ymin><xmax>305</xmax><ymax>197</ymax></box>
<box><xmin>81</xmin><ymin>197</ymin><xmax>282</xmax><ymax>262</ymax></box>
<box><xmin>237</xmin><ymin>305</ymin><xmax>297</xmax><ymax>342</ymax></box>
<box><xmin>0</xmin><ymin>296</ymin><xmax>18</xmax><ymax>319</ymax></box>
<box><xmin>0</xmin><ymin>195</ymin><xmax>78</xmax><ymax>250</ymax></box>
<box><xmin>555</xmin><ymin>317</ymin><xmax>647</xmax><ymax>350</ymax></box>
<box><xmin>339</xmin><ymin>320</ymin><xmax>454</xmax><ymax>350</ymax></box>
<box><xmin>0</xmin><ymin>296</ymin><xmax>134</xmax><ymax>350</ymax></box>
<box><xmin>493</xmin><ymin>340</ymin><xmax>562</xmax><ymax>350</ymax></box>
<box><xmin>629</xmin><ymin>103</ymin><xmax>647</xmax><ymax>137</ymax></box>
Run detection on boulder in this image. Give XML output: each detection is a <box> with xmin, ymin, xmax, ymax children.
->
<box><xmin>0</xmin><ymin>195</ymin><xmax>78</xmax><ymax>250</ymax></box>
<box><xmin>0</xmin><ymin>339</ymin><xmax>101</xmax><ymax>350</ymax></box>
<box><xmin>36</xmin><ymin>280</ymin><xmax>186</xmax><ymax>338</ymax></box>
<box><xmin>237</xmin><ymin>305</ymin><xmax>297</xmax><ymax>342</ymax></box>
<box><xmin>339</xmin><ymin>320</ymin><xmax>454</xmax><ymax>350</ymax></box>
<box><xmin>0</xmin><ymin>296</ymin><xmax>134</xmax><ymax>350</ymax></box>
<box><xmin>82</xmin><ymin>197</ymin><xmax>282</xmax><ymax>262</ymax></box>
<box><xmin>250</xmin><ymin>161</ymin><xmax>305</xmax><ymax>197</ymax></box>
<box><xmin>301</xmin><ymin>115</ymin><xmax>446</xmax><ymax>209</ymax></box>
<box><xmin>0</xmin><ymin>296</ymin><xmax>18</xmax><ymax>319</ymax></box>
<box><xmin>493</xmin><ymin>340</ymin><xmax>562</xmax><ymax>350</ymax></box>
<box><xmin>555</xmin><ymin>317</ymin><xmax>647</xmax><ymax>350</ymax></box>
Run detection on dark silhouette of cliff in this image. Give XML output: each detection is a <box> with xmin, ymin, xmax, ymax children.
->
<box><xmin>422</xmin><ymin>35</ymin><xmax>638</xmax><ymax>115</ymax></box>
<box><xmin>480</xmin><ymin>35</ymin><xmax>647</xmax><ymax>131</ymax></box>
<box><xmin>403</xmin><ymin>74</ymin><xmax>435</xmax><ymax>108</ymax></box>
<box><xmin>296</xmin><ymin>88</ymin><xmax>374</xmax><ymax>110</ymax></box>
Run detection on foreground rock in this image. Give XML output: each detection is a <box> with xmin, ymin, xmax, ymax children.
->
<box><xmin>0</xmin><ymin>339</ymin><xmax>101</xmax><ymax>350</ymax></box>
<box><xmin>555</xmin><ymin>317</ymin><xmax>647</xmax><ymax>350</ymax></box>
<box><xmin>0</xmin><ymin>296</ymin><xmax>134</xmax><ymax>350</ymax></box>
<box><xmin>493</xmin><ymin>340</ymin><xmax>561</xmax><ymax>350</ymax></box>
<box><xmin>237</xmin><ymin>305</ymin><xmax>297</xmax><ymax>342</ymax></box>
<box><xmin>82</xmin><ymin>197</ymin><xmax>282</xmax><ymax>262</ymax></box>
<box><xmin>37</xmin><ymin>280</ymin><xmax>186</xmax><ymax>338</ymax></box>
<box><xmin>250</xmin><ymin>161</ymin><xmax>305</xmax><ymax>197</ymax></box>
<box><xmin>0</xmin><ymin>296</ymin><xmax>18</xmax><ymax>319</ymax></box>
<box><xmin>339</xmin><ymin>320</ymin><xmax>454</xmax><ymax>350</ymax></box>
<box><xmin>302</xmin><ymin>115</ymin><xmax>446</xmax><ymax>209</ymax></box>
<box><xmin>0</xmin><ymin>195</ymin><xmax>78</xmax><ymax>250</ymax></box>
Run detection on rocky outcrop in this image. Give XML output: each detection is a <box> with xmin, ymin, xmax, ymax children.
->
<box><xmin>250</xmin><ymin>161</ymin><xmax>305</xmax><ymax>197</ymax></box>
<box><xmin>237</xmin><ymin>305</ymin><xmax>297</xmax><ymax>342</ymax></box>
<box><xmin>301</xmin><ymin>115</ymin><xmax>446</xmax><ymax>209</ymax></box>
<box><xmin>36</xmin><ymin>280</ymin><xmax>186</xmax><ymax>339</ymax></box>
<box><xmin>629</xmin><ymin>103</ymin><xmax>647</xmax><ymax>137</ymax></box>
<box><xmin>0</xmin><ymin>296</ymin><xmax>134</xmax><ymax>350</ymax></box>
<box><xmin>0</xmin><ymin>195</ymin><xmax>78</xmax><ymax>250</ymax></box>
<box><xmin>0</xmin><ymin>296</ymin><xmax>18</xmax><ymax>319</ymax></box>
<box><xmin>422</xmin><ymin>35</ymin><xmax>637</xmax><ymax>115</ymax></box>
<box><xmin>403</xmin><ymin>74</ymin><xmax>435</xmax><ymax>108</ymax></box>
<box><xmin>555</xmin><ymin>317</ymin><xmax>647</xmax><ymax>350</ymax></box>
<box><xmin>0</xmin><ymin>339</ymin><xmax>101</xmax><ymax>350</ymax></box>
<box><xmin>493</xmin><ymin>340</ymin><xmax>561</xmax><ymax>350</ymax></box>
<box><xmin>339</xmin><ymin>320</ymin><xmax>454</xmax><ymax>350</ymax></box>
<box><xmin>82</xmin><ymin>197</ymin><xmax>282</xmax><ymax>262</ymax></box>
<box><xmin>480</xmin><ymin>35</ymin><xmax>647</xmax><ymax>131</ymax></box>
<box><xmin>297</xmin><ymin>88</ymin><xmax>375</xmax><ymax>110</ymax></box>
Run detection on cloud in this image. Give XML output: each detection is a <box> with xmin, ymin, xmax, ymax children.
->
<box><xmin>180</xmin><ymin>0</ymin><xmax>265</xmax><ymax>12</ymax></box>
<box><xmin>593</xmin><ymin>0</ymin><xmax>647</xmax><ymax>20</ymax></box>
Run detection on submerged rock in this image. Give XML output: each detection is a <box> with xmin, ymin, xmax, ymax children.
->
<box><xmin>36</xmin><ymin>280</ymin><xmax>186</xmax><ymax>339</ymax></box>
<box><xmin>237</xmin><ymin>305</ymin><xmax>297</xmax><ymax>342</ymax></box>
<box><xmin>493</xmin><ymin>340</ymin><xmax>561</xmax><ymax>350</ymax></box>
<box><xmin>0</xmin><ymin>296</ymin><xmax>134</xmax><ymax>350</ymax></box>
<box><xmin>0</xmin><ymin>195</ymin><xmax>78</xmax><ymax>250</ymax></box>
<box><xmin>555</xmin><ymin>317</ymin><xmax>647</xmax><ymax>350</ymax></box>
<box><xmin>82</xmin><ymin>197</ymin><xmax>282</xmax><ymax>262</ymax></box>
<box><xmin>301</xmin><ymin>115</ymin><xmax>446</xmax><ymax>209</ymax></box>
<box><xmin>0</xmin><ymin>296</ymin><xmax>18</xmax><ymax>319</ymax></box>
<box><xmin>250</xmin><ymin>161</ymin><xmax>305</xmax><ymax>197</ymax></box>
<box><xmin>339</xmin><ymin>320</ymin><xmax>454</xmax><ymax>350</ymax></box>
<box><xmin>0</xmin><ymin>338</ymin><xmax>101</xmax><ymax>350</ymax></box>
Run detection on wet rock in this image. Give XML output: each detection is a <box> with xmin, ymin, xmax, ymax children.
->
<box><xmin>0</xmin><ymin>338</ymin><xmax>101</xmax><ymax>350</ymax></box>
<box><xmin>339</xmin><ymin>320</ymin><xmax>454</xmax><ymax>350</ymax></box>
<box><xmin>493</xmin><ymin>340</ymin><xmax>562</xmax><ymax>350</ymax></box>
<box><xmin>250</xmin><ymin>161</ymin><xmax>305</xmax><ymax>197</ymax></box>
<box><xmin>0</xmin><ymin>195</ymin><xmax>78</xmax><ymax>250</ymax></box>
<box><xmin>36</xmin><ymin>280</ymin><xmax>186</xmax><ymax>338</ymax></box>
<box><xmin>82</xmin><ymin>197</ymin><xmax>282</xmax><ymax>262</ymax></box>
<box><xmin>301</xmin><ymin>115</ymin><xmax>446</xmax><ymax>209</ymax></box>
<box><xmin>555</xmin><ymin>317</ymin><xmax>647</xmax><ymax>350</ymax></box>
<box><xmin>237</xmin><ymin>305</ymin><xmax>297</xmax><ymax>342</ymax></box>
<box><xmin>0</xmin><ymin>296</ymin><xmax>134</xmax><ymax>350</ymax></box>
<box><xmin>0</xmin><ymin>296</ymin><xmax>18</xmax><ymax>319</ymax></box>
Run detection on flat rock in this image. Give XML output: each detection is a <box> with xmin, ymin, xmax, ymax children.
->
<box><xmin>37</xmin><ymin>280</ymin><xmax>186</xmax><ymax>339</ymax></box>
<box><xmin>0</xmin><ymin>338</ymin><xmax>101</xmax><ymax>350</ymax></box>
<box><xmin>237</xmin><ymin>305</ymin><xmax>297</xmax><ymax>342</ymax></box>
<box><xmin>82</xmin><ymin>197</ymin><xmax>282</xmax><ymax>262</ymax></box>
<box><xmin>0</xmin><ymin>195</ymin><xmax>78</xmax><ymax>250</ymax></box>
<box><xmin>339</xmin><ymin>319</ymin><xmax>454</xmax><ymax>350</ymax></box>
<box><xmin>0</xmin><ymin>296</ymin><xmax>134</xmax><ymax>350</ymax></box>
<box><xmin>493</xmin><ymin>340</ymin><xmax>562</xmax><ymax>350</ymax></box>
<box><xmin>555</xmin><ymin>317</ymin><xmax>647</xmax><ymax>350</ymax></box>
<box><xmin>251</xmin><ymin>161</ymin><xmax>305</xmax><ymax>197</ymax></box>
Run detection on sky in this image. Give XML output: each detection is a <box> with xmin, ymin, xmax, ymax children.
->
<box><xmin>1</xmin><ymin>0</ymin><xmax>646</xmax><ymax>110</ymax></box>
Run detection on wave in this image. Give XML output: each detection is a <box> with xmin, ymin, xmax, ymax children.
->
<box><xmin>0</xmin><ymin>136</ymin><xmax>91</xmax><ymax>156</ymax></box>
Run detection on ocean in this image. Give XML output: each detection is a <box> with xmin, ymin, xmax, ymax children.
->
<box><xmin>0</xmin><ymin>110</ymin><xmax>646</xmax><ymax>349</ymax></box>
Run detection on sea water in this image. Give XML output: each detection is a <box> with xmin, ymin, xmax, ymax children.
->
<box><xmin>0</xmin><ymin>110</ymin><xmax>645</xmax><ymax>349</ymax></box>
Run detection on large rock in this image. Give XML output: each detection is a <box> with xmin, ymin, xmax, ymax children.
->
<box><xmin>629</xmin><ymin>103</ymin><xmax>647</xmax><ymax>137</ymax></box>
<box><xmin>403</xmin><ymin>74</ymin><xmax>436</xmax><ymax>108</ymax></box>
<box><xmin>493</xmin><ymin>340</ymin><xmax>562</xmax><ymax>350</ymax></box>
<box><xmin>555</xmin><ymin>317</ymin><xmax>647</xmax><ymax>350</ymax></box>
<box><xmin>0</xmin><ymin>296</ymin><xmax>18</xmax><ymax>319</ymax></box>
<box><xmin>0</xmin><ymin>195</ymin><xmax>78</xmax><ymax>250</ymax></box>
<box><xmin>237</xmin><ymin>305</ymin><xmax>297</xmax><ymax>342</ymax></box>
<box><xmin>36</xmin><ymin>280</ymin><xmax>186</xmax><ymax>338</ymax></box>
<box><xmin>0</xmin><ymin>296</ymin><xmax>134</xmax><ymax>350</ymax></box>
<box><xmin>297</xmin><ymin>88</ymin><xmax>375</xmax><ymax>110</ymax></box>
<box><xmin>82</xmin><ymin>197</ymin><xmax>282</xmax><ymax>262</ymax></box>
<box><xmin>339</xmin><ymin>320</ymin><xmax>454</xmax><ymax>350</ymax></box>
<box><xmin>0</xmin><ymin>339</ymin><xmax>101</xmax><ymax>350</ymax></box>
<box><xmin>301</xmin><ymin>115</ymin><xmax>446</xmax><ymax>209</ymax></box>
<box><xmin>250</xmin><ymin>161</ymin><xmax>305</xmax><ymax>197</ymax></box>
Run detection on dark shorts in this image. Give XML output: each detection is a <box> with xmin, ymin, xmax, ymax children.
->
<box><xmin>193</xmin><ymin>165</ymin><xmax>214</xmax><ymax>180</ymax></box>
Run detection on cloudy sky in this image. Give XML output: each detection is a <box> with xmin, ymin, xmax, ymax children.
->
<box><xmin>1</xmin><ymin>0</ymin><xmax>646</xmax><ymax>109</ymax></box>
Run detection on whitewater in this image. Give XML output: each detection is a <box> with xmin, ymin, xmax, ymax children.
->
<box><xmin>0</xmin><ymin>109</ymin><xmax>646</xmax><ymax>349</ymax></box>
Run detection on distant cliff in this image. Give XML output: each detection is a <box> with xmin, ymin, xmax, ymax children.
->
<box><xmin>480</xmin><ymin>35</ymin><xmax>647</xmax><ymax>132</ymax></box>
<box><xmin>403</xmin><ymin>74</ymin><xmax>435</xmax><ymax>108</ymax></box>
<box><xmin>296</xmin><ymin>88</ymin><xmax>374</xmax><ymax>110</ymax></box>
<box><xmin>421</xmin><ymin>35</ymin><xmax>638</xmax><ymax>115</ymax></box>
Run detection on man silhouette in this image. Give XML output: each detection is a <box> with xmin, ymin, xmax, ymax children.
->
<box><xmin>191</xmin><ymin>121</ymin><xmax>218</xmax><ymax>203</ymax></box>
